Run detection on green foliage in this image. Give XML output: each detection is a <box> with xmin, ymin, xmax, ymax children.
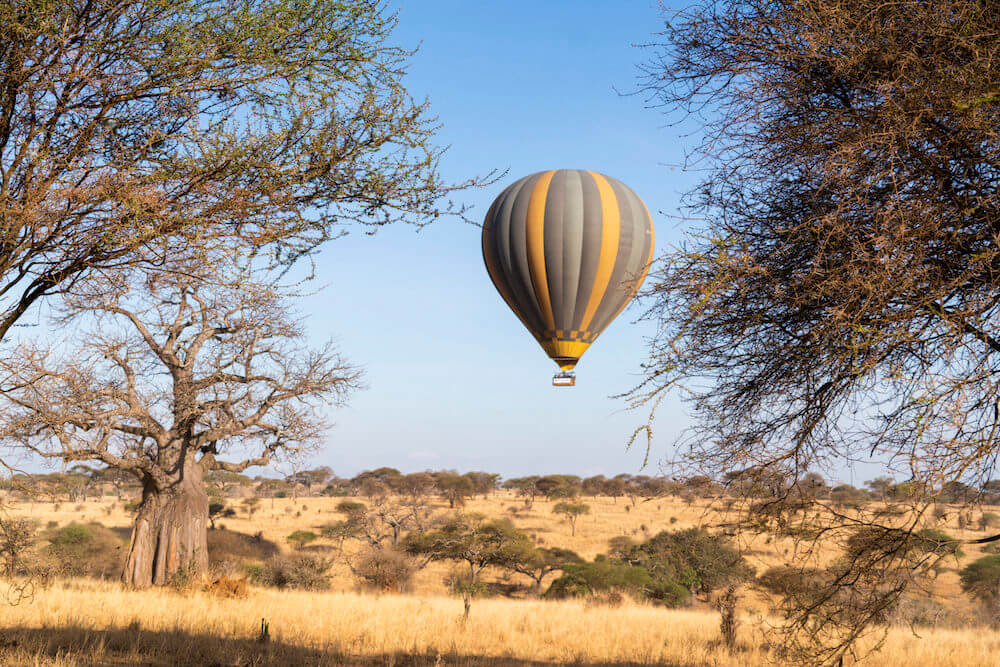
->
<box><xmin>545</xmin><ymin>556</ymin><xmax>658</xmax><ymax>600</ymax></box>
<box><xmin>444</xmin><ymin>568</ymin><xmax>493</xmax><ymax>597</ymax></box>
<box><xmin>607</xmin><ymin>536</ymin><xmax>636</xmax><ymax>559</ymax></box>
<box><xmin>915</xmin><ymin>528</ymin><xmax>964</xmax><ymax>559</ymax></box>
<box><xmin>552</xmin><ymin>501</ymin><xmax>590</xmax><ymax>534</ymax></box>
<box><xmin>510</xmin><ymin>545</ymin><xmax>584</xmax><ymax>593</ymax></box>
<box><xmin>758</xmin><ymin>566</ymin><xmax>826</xmax><ymax>598</ymax></box>
<box><xmin>622</xmin><ymin>528</ymin><xmax>754</xmax><ymax>596</ymax></box>
<box><xmin>553</xmin><ymin>501</ymin><xmax>590</xmax><ymax>517</ymax></box>
<box><xmin>48</xmin><ymin>522</ymin><xmax>91</xmax><ymax>547</ymax></box>
<box><xmin>403</xmin><ymin>515</ymin><xmax>533</xmax><ymax>580</ymax></box>
<box><xmin>335</xmin><ymin>501</ymin><xmax>367</xmax><ymax>518</ymax></box>
<box><xmin>846</xmin><ymin>526</ymin><xmax>963</xmax><ymax>564</ymax></box>
<box><xmin>434</xmin><ymin>474</ymin><xmax>476</xmax><ymax>508</ymax></box>
<box><xmin>286</xmin><ymin>530</ymin><xmax>317</xmax><ymax>549</ymax></box>
<box><xmin>44</xmin><ymin>522</ymin><xmax>126</xmax><ymax>579</ymax></box>
<box><xmin>960</xmin><ymin>555</ymin><xmax>1000</xmax><ymax>602</ymax></box>
<box><xmin>536</xmin><ymin>475</ymin><xmax>582</xmax><ymax>500</ymax></box>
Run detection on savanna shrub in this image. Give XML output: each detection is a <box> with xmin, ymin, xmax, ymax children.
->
<box><xmin>246</xmin><ymin>555</ymin><xmax>333</xmax><ymax>591</ymax></box>
<box><xmin>353</xmin><ymin>548</ymin><xmax>415</xmax><ymax>592</ymax></box>
<box><xmin>622</xmin><ymin>528</ymin><xmax>754</xmax><ymax>597</ymax></box>
<box><xmin>545</xmin><ymin>556</ymin><xmax>655</xmax><ymax>600</ymax></box>
<box><xmin>45</xmin><ymin>522</ymin><xmax>125</xmax><ymax>579</ymax></box>
<box><xmin>960</xmin><ymin>555</ymin><xmax>1000</xmax><ymax>603</ymax></box>
<box><xmin>286</xmin><ymin>530</ymin><xmax>317</xmax><ymax>550</ymax></box>
<box><xmin>0</xmin><ymin>518</ymin><xmax>37</xmax><ymax>576</ymax></box>
<box><xmin>758</xmin><ymin>566</ymin><xmax>825</xmax><ymax>598</ymax></box>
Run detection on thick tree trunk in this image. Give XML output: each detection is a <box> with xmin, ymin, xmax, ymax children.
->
<box><xmin>122</xmin><ymin>462</ymin><xmax>208</xmax><ymax>588</ymax></box>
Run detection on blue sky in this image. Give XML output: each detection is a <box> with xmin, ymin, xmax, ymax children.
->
<box><xmin>293</xmin><ymin>2</ymin><xmax>700</xmax><ymax>479</ymax></box>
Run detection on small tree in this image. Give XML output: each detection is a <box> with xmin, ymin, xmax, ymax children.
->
<box><xmin>503</xmin><ymin>476</ymin><xmax>541</xmax><ymax>508</ymax></box>
<box><xmin>207</xmin><ymin>501</ymin><xmax>235</xmax><ymax>530</ymax></box>
<box><xmin>510</xmin><ymin>546</ymin><xmax>584</xmax><ymax>596</ymax></box>
<box><xmin>435</xmin><ymin>474</ymin><xmax>475</xmax><ymax>509</ymax></box>
<box><xmin>536</xmin><ymin>475</ymin><xmax>581</xmax><ymax>500</ymax></box>
<box><xmin>0</xmin><ymin>516</ymin><xmax>35</xmax><ymax>577</ymax></box>
<box><xmin>553</xmin><ymin>502</ymin><xmax>590</xmax><ymax>537</ymax></box>
<box><xmin>403</xmin><ymin>515</ymin><xmax>532</xmax><ymax>584</ymax></box>
<box><xmin>403</xmin><ymin>515</ymin><xmax>533</xmax><ymax>613</ymax></box>
<box><xmin>960</xmin><ymin>556</ymin><xmax>1000</xmax><ymax>624</ymax></box>
<box><xmin>621</xmin><ymin>528</ymin><xmax>754</xmax><ymax>599</ymax></box>
<box><xmin>353</xmin><ymin>547</ymin><xmax>416</xmax><ymax>592</ymax></box>
<box><xmin>287</xmin><ymin>531</ymin><xmax>318</xmax><ymax>551</ymax></box>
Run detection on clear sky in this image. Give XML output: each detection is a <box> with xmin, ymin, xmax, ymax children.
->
<box><xmin>292</xmin><ymin>1</ymin><xmax>702</xmax><ymax>479</ymax></box>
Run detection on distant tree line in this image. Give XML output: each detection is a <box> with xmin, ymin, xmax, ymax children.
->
<box><xmin>8</xmin><ymin>465</ymin><xmax>1000</xmax><ymax>509</ymax></box>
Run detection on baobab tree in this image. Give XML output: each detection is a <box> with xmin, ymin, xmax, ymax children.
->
<box><xmin>0</xmin><ymin>262</ymin><xmax>360</xmax><ymax>587</ymax></box>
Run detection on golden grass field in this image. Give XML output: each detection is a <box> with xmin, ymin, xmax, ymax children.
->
<box><xmin>3</xmin><ymin>491</ymin><xmax>1000</xmax><ymax>665</ymax></box>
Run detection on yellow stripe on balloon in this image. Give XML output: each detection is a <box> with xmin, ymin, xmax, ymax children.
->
<box><xmin>597</xmin><ymin>197</ymin><xmax>656</xmax><ymax>338</ymax></box>
<box><xmin>577</xmin><ymin>172</ymin><xmax>620</xmax><ymax>333</ymax></box>
<box><xmin>526</xmin><ymin>170</ymin><xmax>557</xmax><ymax>332</ymax></box>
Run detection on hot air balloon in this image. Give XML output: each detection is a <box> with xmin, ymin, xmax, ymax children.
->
<box><xmin>482</xmin><ymin>169</ymin><xmax>654</xmax><ymax>386</ymax></box>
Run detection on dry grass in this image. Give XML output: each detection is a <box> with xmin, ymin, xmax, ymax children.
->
<box><xmin>3</xmin><ymin>492</ymin><xmax>1000</xmax><ymax>664</ymax></box>
<box><xmin>2</xmin><ymin>579</ymin><xmax>1000</xmax><ymax>666</ymax></box>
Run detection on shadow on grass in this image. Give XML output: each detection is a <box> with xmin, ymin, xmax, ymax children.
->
<box><xmin>0</xmin><ymin>624</ymin><xmax>678</xmax><ymax>666</ymax></box>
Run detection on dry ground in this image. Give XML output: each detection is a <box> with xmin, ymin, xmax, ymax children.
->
<box><xmin>2</xmin><ymin>491</ymin><xmax>999</xmax><ymax>665</ymax></box>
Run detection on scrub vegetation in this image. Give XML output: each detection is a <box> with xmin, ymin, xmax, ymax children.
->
<box><xmin>2</xmin><ymin>470</ymin><xmax>1000</xmax><ymax>664</ymax></box>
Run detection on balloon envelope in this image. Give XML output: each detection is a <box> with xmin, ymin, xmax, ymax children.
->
<box><xmin>481</xmin><ymin>169</ymin><xmax>654</xmax><ymax>373</ymax></box>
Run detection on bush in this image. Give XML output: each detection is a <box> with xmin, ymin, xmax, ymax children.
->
<box><xmin>0</xmin><ymin>518</ymin><xmax>37</xmax><ymax>576</ymax></box>
<box><xmin>545</xmin><ymin>557</ymin><xmax>656</xmax><ymax>600</ymax></box>
<box><xmin>607</xmin><ymin>536</ymin><xmax>635</xmax><ymax>559</ymax></box>
<box><xmin>959</xmin><ymin>555</ymin><xmax>1000</xmax><ymax>602</ymax></box>
<box><xmin>846</xmin><ymin>526</ymin><xmax>961</xmax><ymax>562</ymax></box>
<box><xmin>336</xmin><ymin>500</ymin><xmax>366</xmax><ymax>517</ymax></box>
<box><xmin>245</xmin><ymin>555</ymin><xmax>333</xmax><ymax>591</ymax></box>
<box><xmin>888</xmin><ymin>596</ymin><xmax>967</xmax><ymax>628</ymax></box>
<box><xmin>44</xmin><ymin>522</ymin><xmax>126</xmax><ymax>579</ymax></box>
<box><xmin>286</xmin><ymin>530</ymin><xmax>317</xmax><ymax>550</ymax></box>
<box><xmin>353</xmin><ymin>548</ymin><xmax>416</xmax><ymax>592</ymax></box>
<box><xmin>758</xmin><ymin>565</ymin><xmax>825</xmax><ymax>598</ymax></box>
<box><xmin>50</xmin><ymin>522</ymin><xmax>91</xmax><ymax>546</ymax></box>
<box><xmin>915</xmin><ymin>528</ymin><xmax>964</xmax><ymax>559</ymax></box>
<box><xmin>623</xmin><ymin>528</ymin><xmax>754</xmax><ymax>597</ymax></box>
<box><xmin>983</xmin><ymin>542</ymin><xmax>1000</xmax><ymax>554</ymax></box>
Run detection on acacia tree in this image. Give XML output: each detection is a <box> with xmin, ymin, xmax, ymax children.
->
<box><xmin>0</xmin><ymin>263</ymin><xmax>360</xmax><ymax>587</ymax></box>
<box><xmin>633</xmin><ymin>0</ymin><xmax>1000</xmax><ymax>661</ymax></box>
<box><xmin>553</xmin><ymin>501</ymin><xmax>589</xmax><ymax>537</ymax></box>
<box><xmin>0</xmin><ymin>0</ymin><xmax>486</xmax><ymax>344</ymax></box>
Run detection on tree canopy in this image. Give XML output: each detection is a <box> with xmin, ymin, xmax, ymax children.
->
<box><xmin>0</xmin><ymin>0</ymin><xmax>485</xmax><ymax>341</ymax></box>
<box><xmin>633</xmin><ymin>0</ymin><xmax>1000</xmax><ymax>660</ymax></box>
